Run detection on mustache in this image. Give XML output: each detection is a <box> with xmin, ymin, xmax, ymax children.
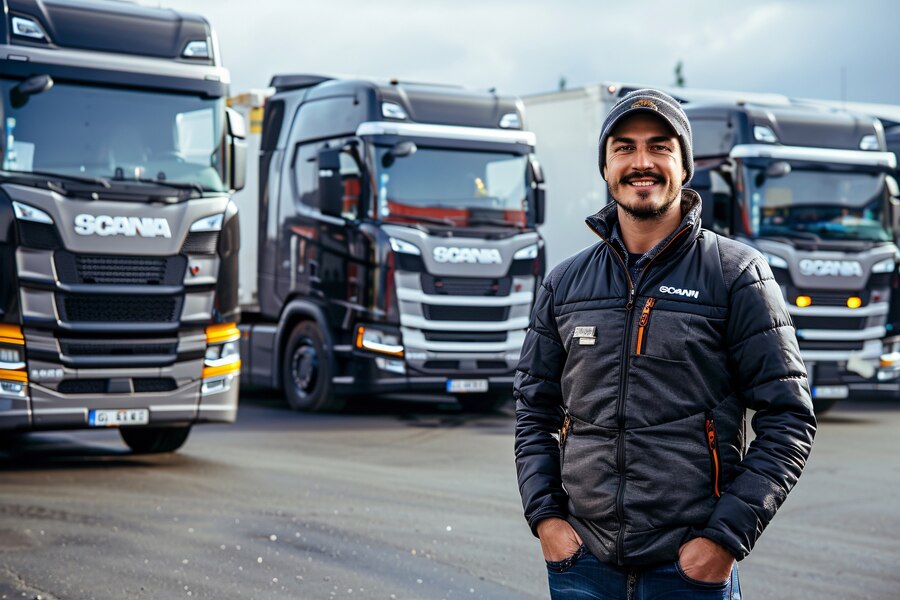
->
<box><xmin>620</xmin><ymin>171</ymin><xmax>665</xmax><ymax>185</ymax></box>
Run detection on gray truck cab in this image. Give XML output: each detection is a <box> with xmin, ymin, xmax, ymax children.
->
<box><xmin>241</xmin><ymin>76</ymin><xmax>545</xmax><ymax>411</ymax></box>
<box><xmin>0</xmin><ymin>0</ymin><xmax>245</xmax><ymax>451</ymax></box>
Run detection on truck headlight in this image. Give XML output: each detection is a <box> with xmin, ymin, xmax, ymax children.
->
<box><xmin>203</xmin><ymin>323</ymin><xmax>241</xmax><ymax>380</ymax></box>
<box><xmin>355</xmin><ymin>325</ymin><xmax>404</xmax><ymax>357</ymax></box>
<box><xmin>389</xmin><ymin>238</ymin><xmax>421</xmax><ymax>256</ymax></box>
<box><xmin>762</xmin><ymin>252</ymin><xmax>788</xmax><ymax>269</ymax></box>
<box><xmin>513</xmin><ymin>244</ymin><xmax>539</xmax><ymax>260</ymax></box>
<box><xmin>0</xmin><ymin>324</ymin><xmax>28</xmax><ymax>398</ymax></box>
<box><xmin>872</xmin><ymin>258</ymin><xmax>896</xmax><ymax>274</ymax></box>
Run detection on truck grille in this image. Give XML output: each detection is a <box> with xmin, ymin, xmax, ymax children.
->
<box><xmin>798</xmin><ymin>340</ymin><xmax>865</xmax><ymax>351</ymax></box>
<box><xmin>54</xmin><ymin>253</ymin><xmax>186</xmax><ymax>286</ymax></box>
<box><xmin>422</xmin><ymin>305</ymin><xmax>509</xmax><ymax>322</ymax></box>
<box><xmin>421</xmin><ymin>274</ymin><xmax>511</xmax><ymax>296</ymax></box>
<box><xmin>59</xmin><ymin>294</ymin><xmax>181</xmax><ymax>323</ymax></box>
<box><xmin>793</xmin><ymin>315</ymin><xmax>867</xmax><ymax>331</ymax></box>
<box><xmin>57</xmin><ymin>378</ymin><xmax>177</xmax><ymax>394</ymax></box>
<box><xmin>76</xmin><ymin>256</ymin><xmax>167</xmax><ymax>284</ymax></box>
<box><xmin>60</xmin><ymin>339</ymin><xmax>177</xmax><ymax>357</ymax></box>
<box><xmin>423</xmin><ymin>330</ymin><xmax>508</xmax><ymax>342</ymax></box>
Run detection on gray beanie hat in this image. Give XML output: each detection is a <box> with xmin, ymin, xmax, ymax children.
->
<box><xmin>598</xmin><ymin>88</ymin><xmax>693</xmax><ymax>184</ymax></box>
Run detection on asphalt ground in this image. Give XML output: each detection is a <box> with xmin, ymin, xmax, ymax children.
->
<box><xmin>0</xmin><ymin>392</ymin><xmax>898</xmax><ymax>599</ymax></box>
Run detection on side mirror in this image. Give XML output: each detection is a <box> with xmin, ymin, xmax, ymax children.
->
<box><xmin>765</xmin><ymin>160</ymin><xmax>791</xmax><ymax>179</ymax></box>
<box><xmin>226</xmin><ymin>108</ymin><xmax>246</xmax><ymax>192</ymax></box>
<box><xmin>381</xmin><ymin>141</ymin><xmax>417</xmax><ymax>168</ymax></box>
<box><xmin>11</xmin><ymin>74</ymin><xmax>53</xmax><ymax>109</ymax></box>
<box><xmin>317</xmin><ymin>147</ymin><xmax>344</xmax><ymax>218</ymax></box>
<box><xmin>530</xmin><ymin>157</ymin><xmax>545</xmax><ymax>225</ymax></box>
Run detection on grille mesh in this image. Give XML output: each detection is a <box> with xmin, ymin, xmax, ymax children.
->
<box><xmin>423</xmin><ymin>305</ymin><xmax>509</xmax><ymax>322</ymax></box>
<box><xmin>75</xmin><ymin>256</ymin><xmax>168</xmax><ymax>285</ymax></box>
<box><xmin>60</xmin><ymin>294</ymin><xmax>180</xmax><ymax>323</ymax></box>
<box><xmin>181</xmin><ymin>231</ymin><xmax>219</xmax><ymax>254</ymax></box>
<box><xmin>793</xmin><ymin>315</ymin><xmax>867</xmax><ymax>331</ymax></box>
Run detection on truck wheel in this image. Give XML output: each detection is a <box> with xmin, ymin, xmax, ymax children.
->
<box><xmin>120</xmin><ymin>426</ymin><xmax>191</xmax><ymax>454</ymax></box>
<box><xmin>283</xmin><ymin>321</ymin><xmax>342</xmax><ymax>412</ymax></box>
<box><xmin>812</xmin><ymin>397</ymin><xmax>838</xmax><ymax>414</ymax></box>
<box><xmin>458</xmin><ymin>393</ymin><xmax>510</xmax><ymax>413</ymax></box>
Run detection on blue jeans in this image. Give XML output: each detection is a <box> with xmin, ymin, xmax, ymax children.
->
<box><xmin>547</xmin><ymin>545</ymin><xmax>742</xmax><ymax>600</ymax></box>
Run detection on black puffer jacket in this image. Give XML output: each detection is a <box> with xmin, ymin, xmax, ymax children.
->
<box><xmin>514</xmin><ymin>191</ymin><xmax>816</xmax><ymax>566</ymax></box>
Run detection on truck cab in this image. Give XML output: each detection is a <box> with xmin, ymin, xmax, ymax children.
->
<box><xmin>0</xmin><ymin>0</ymin><xmax>245</xmax><ymax>451</ymax></box>
<box><xmin>687</xmin><ymin>102</ymin><xmax>900</xmax><ymax>410</ymax></box>
<box><xmin>240</xmin><ymin>76</ymin><xmax>545</xmax><ymax>411</ymax></box>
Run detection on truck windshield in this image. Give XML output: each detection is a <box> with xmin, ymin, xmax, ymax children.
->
<box><xmin>0</xmin><ymin>80</ymin><xmax>226</xmax><ymax>192</ymax></box>
<box><xmin>746</xmin><ymin>165</ymin><xmax>893</xmax><ymax>242</ymax></box>
<box><xmin>374</xmin><ymin>146</ymin><xmax>529</xmax><ymax>228</ymax></box>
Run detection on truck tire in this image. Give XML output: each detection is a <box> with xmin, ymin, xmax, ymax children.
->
<box><xmin>458</xmin><ymin>392</ymin><xmax>510</xmax><ymax>413</ymax></box>
<box><xmin>283</xmin><ymin>321</ymin><xmax>342</xmax><ymax>412</ymax></box>
<box><xmin>120</xmin><ymin>426</ymin><xmax>191</xmax><ymax>454</ymax></box>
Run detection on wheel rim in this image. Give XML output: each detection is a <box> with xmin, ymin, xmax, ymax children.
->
<box><xmin>290</xmin><ymin>338</ymin><xmax>319</xmax><ymax>399</ymax></box>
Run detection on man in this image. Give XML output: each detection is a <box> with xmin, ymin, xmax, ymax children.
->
<box><xmin>514</xmin><ymin>89</ymin><xmax>816</xmax><ymax>599</ymax></box>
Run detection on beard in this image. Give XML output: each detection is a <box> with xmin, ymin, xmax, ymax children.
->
<box><xmin>608</xmin><ymin>170</ymin><xmax>681</xmax><ymax>221</ymax></box>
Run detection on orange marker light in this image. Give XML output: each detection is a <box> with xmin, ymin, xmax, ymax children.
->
<box><xmin>796</xmin><ymin>296</ymin><xmax>812</xmax><ymax>308</ymax></box>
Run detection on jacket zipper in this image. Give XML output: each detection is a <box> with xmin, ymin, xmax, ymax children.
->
<box><xmin>635</xmin><ymin>297</ymin><xmax>656</xmax><ymax>355</ymax></box>
<box><xmin>705</xmin><ymin>413</ymin><xmax>721</xmax><ymax>498</ymax></box>
<box><xmin>560</xmin><ymin>413</ymin><xmax>572</xmax><ymax>464</ymax></box>
<box><xmin>594</xmin><ymin>226</ymin><xmax>691</xmax><ymax>565</ymax></box>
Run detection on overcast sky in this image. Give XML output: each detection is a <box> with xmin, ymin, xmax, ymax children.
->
<box><xmin>164</xmin><ymin>1</ymin><xmax>896</xmax><ymax>105</ymax></box>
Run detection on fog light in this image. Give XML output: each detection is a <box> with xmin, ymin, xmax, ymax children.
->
<box><xmin>847</xmin><ymin>297</ymin><xmax>862</xmax><ymax>309</ymax></box>
<box><xmin>0</xmin><ymin>380</ymin><xmax>25</xmax><ymax>398</ymax></box>
<box><xmin>796</xmin><ymin>296</ymin><xmax>812</xmax><ymax>308</ymax></box>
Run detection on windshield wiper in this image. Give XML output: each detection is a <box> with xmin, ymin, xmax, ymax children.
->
<box><xmin>134</xmin><ymin>177</ymin><xmax>204</xmax><ymax>196</ymax></box>
<box><xmin>388</xmin><ymin>215</ymin><xmax>456</xmax><ymax>227</ymax></box>
<box><xmin>464</xmin><ymin>218</ymin><xmax>523</xmax><ymax>228</ymax></box>
<box><xmin>1</xmin><ymin>169</ymin><xmax>111</xmax><ymax>190</ymax></box>
<box><xmin>759</xmin><ymin>231</ymin><xmax>822</xmax><ymax>243</ymax></box>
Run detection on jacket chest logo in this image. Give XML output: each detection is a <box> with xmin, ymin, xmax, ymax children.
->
<box><xmin>573</xmin><ymin>326</ymin><xmax>597</xmax><ymax>345</ymax></box>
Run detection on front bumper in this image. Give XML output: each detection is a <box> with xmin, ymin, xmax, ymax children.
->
<box><xmin>0</xmin><ymin>373</ymin><xmax>239</xmax><ymax>432</ymax></box>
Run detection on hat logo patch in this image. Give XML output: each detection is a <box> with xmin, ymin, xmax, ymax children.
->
<box><xmin>630</xmin><ymin>99</ymin><xmax>658</xmax><ymax>111</ymax></box>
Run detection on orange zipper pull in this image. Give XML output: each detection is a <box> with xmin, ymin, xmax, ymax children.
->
<box><xmin>706</xmin><ymin>417</ymin><xmax>721</xmax><ymax>497</ymax></box>
<box><xmin>560</xmin><ymin>414</ymin><xmax>571</xmax><ymax>447</ymax></box>
<box><xmin>635</xmin><ymin>297</ymin><xmax>656</xmax><ymax>355</ymax></box>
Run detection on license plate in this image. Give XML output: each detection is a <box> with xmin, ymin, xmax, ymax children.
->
<box><xmin>446</xmin><ymin>379</ymin><xmax>489</xmax><ymax>394</ymax></box>
<box><xmin>89</xmin><ymin>409</ymin><xmax>149</xmax><ymax>427</ymax></box>
<box><xmin>812</xmin><ymin>385</ymin><xmax>849</xmax><ymax>400</ymax></box>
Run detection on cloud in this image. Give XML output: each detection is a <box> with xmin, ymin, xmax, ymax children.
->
<box><xmin>164</xmin><ymin>0</ymin><xmax>900</xmax><ymax>104</ymax></box>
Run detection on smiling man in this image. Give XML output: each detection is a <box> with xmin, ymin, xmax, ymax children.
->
<box><xmin>514</xmin><ymin>89</ymin><xmax>817</xmax><ymax>599</ymax></box>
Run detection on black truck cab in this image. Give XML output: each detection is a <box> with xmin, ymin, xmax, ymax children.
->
<box><xmin>241</xmin><ymin>76</ymin><xmax>545</xmax><ymax>411</ymax></box>
<box><xmin>686</xmin><ymin>101</ymin><xmax>900</xmax><ymax>409</ymax></box>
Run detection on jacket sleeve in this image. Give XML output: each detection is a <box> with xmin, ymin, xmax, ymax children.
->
<box><xmin>701</xmin><ymin>256</ymin><xmax>817</xmax><ymax>559</ymax></box>
<box><xmin>514</xmin><ymin>278</ymin><xmax>569</xmax><ymax>536</ymax></box>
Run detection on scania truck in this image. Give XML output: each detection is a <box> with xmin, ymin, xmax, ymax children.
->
<box><xmin>523</xmin><ymin>82</ymin><xmax>900</xmax><ymax>412</ymax></box>
<box><xmin>235</xmin><ymin>75</ymin><xmax>545</xmax><ymax>411</ymax></box>
<box><xmin>684</xmin><ymin>101</ymin><xmax>900</xmax><ymax>411</ymax></box>
<box><xmin>0</xmin><ymin>0</ymin><xmax>246</xmax><ymax>452</ymax></box>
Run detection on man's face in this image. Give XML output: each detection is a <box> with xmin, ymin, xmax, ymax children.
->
<box><xmin>603</xmin><ymin>112</ymin><xmax>687</xmax><ymax>221</ymax></box>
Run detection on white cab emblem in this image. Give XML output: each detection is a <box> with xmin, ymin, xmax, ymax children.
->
<box><xmin>74</xmin><ymin>214</ymin><xmax>172</xmax><ymax>238</ymax></box>
<box><xmin>798</xmin><ymin>259</ymin><xmax>863</xmax><ymax>277</ymax></box>
<box><xmin>433</xmin><ymin>246</ymin><xmax>502</xmax><ymax>264</ymax></box>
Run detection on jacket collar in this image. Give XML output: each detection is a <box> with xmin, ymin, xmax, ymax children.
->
<box><xmin>585</xmin><ymin>189</ymin><xmax>703</xmax><ymax>268</ymax></box>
